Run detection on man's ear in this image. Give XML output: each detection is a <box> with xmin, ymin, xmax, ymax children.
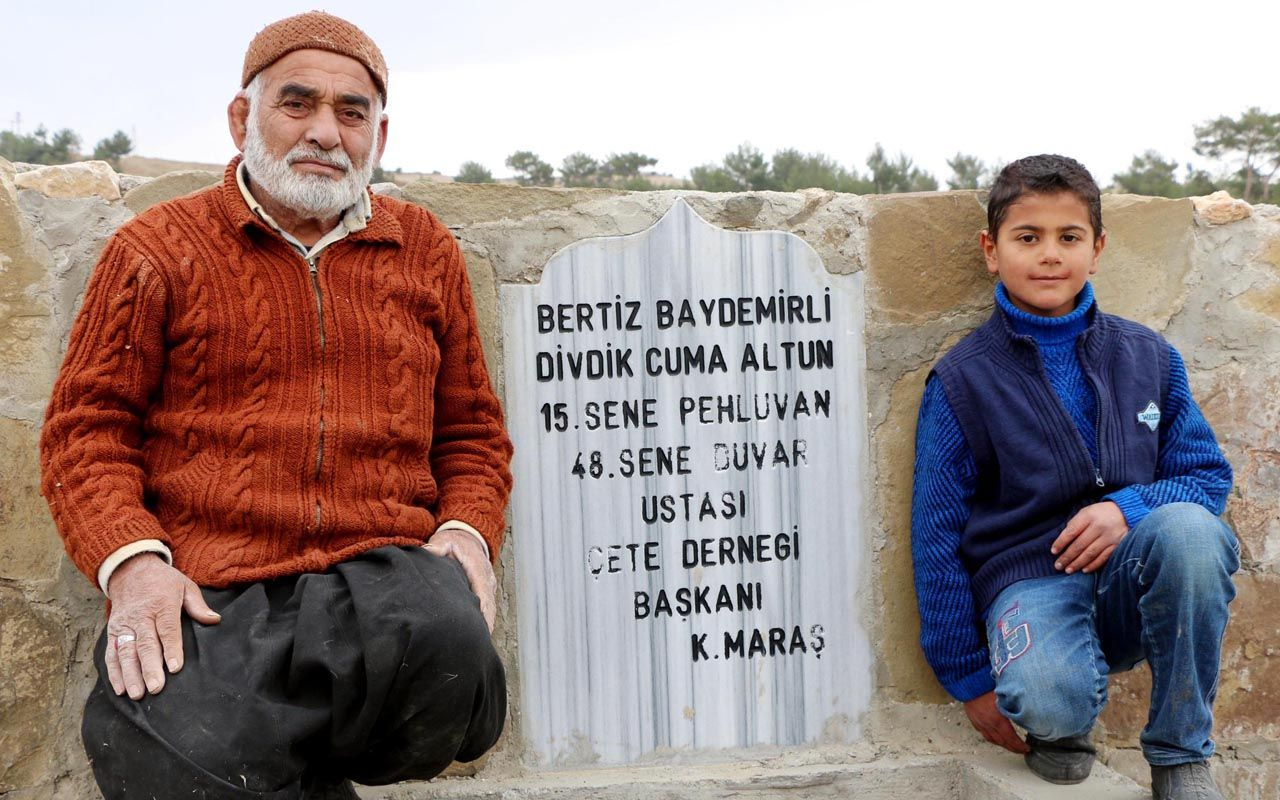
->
<box><xmin>980</xmin><ymin>229</ymin><xmax>999</xmax><ymax>275</ymax></box>
<box><xmin>1090</xmin><ymin>229</ymin><xmax>1107</xmax><ymax>275</ymax></box>
<box><xmin>374</xmin><ymin>113</ymin><xmax>389</xmax><ymax>167</ymax></box>
<box><xmin>228</xmin><ymin>96</ymin><xmax>250</xmax><ymax>152</ymax></box>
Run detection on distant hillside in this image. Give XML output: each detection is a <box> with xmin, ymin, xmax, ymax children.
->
<box><xmin>118</xmin><ymin>155</ymin><xmax>452</xmax><ymax>186</ymax></box>
<box><xmin>118</xmin><ymin>155</ymin><xmax>225</xmax><ymax>177</ymax></box>
<box><xmin>115</xmin><ymin>155</ymin><xmax>681</xmax><ymax>188</ymax></box>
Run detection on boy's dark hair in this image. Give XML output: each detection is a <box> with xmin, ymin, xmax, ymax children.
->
<box><xmin>986</xmin><ymin>154</ymin><xmax>1103</xmax><ymax>240</ymax></box>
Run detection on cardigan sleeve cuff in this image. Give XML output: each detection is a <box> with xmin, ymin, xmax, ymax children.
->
<box><xmin>433</xmin><ymin>519</ymin><xmax>490</xmax><ymax>560</ymax></box>
<box><xmin>945</xmin><ymin>665</ymin><xmax>997</xmax><ymax>703</ymax></box>
<box><xmin>1104</xmin><ymin>487</ymin><xmax>1152</xmax><ymax>529</ymax></box>
<box><xmin>436</xmin><ymin>501</ymin><xmax>506</xmax><ymax>562</ymax></box>
<box><xmin>97</xmin><ymin>540</ymin><xmax>173</xmax><ymax>595</ymax></box>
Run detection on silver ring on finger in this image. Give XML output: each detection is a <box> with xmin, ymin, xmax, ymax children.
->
<box><xmin>115</xmin><ymin>633</ymin><xmax>137</xmax><ymax>645</ymax></box>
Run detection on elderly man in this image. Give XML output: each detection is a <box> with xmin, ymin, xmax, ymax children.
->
<box><xmin>40</xmin><ymin>12</ymin><xmax>512</xmax><ymax>798</ymax></box>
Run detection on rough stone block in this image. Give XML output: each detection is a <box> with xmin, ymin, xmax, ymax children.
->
<box><xmin>15</xmin><ymin>190</ymin><xmax>132</xmax><ymax>366</ymax></box>
<box><xmin>1099</xmin><ymin>663</ymin><xmax>1151</xmax><ymax>744</ymax></box>
<box><xmin>13</xmin><ymin>161</ymin><xmax>121</xmax><ymax>201</ymax></box>
<box><xmin>0</xmin><ymin>588</ymin><xmax>67</xmax><ymax>793</ymax></box>
<box><xmin>1241</xmin><ymin>230</ymin><xmax>1280</xmax><ymax>321</ymax></box>
<box><xmin>370</xmin><ymin>181</ymin><xmax>404</xmax><ymax>200</ymax></box>
<box><xmin>1241</xmin><ymin>285</ymin><xmax>1280</xmax><ymax>321</ymax></box>
<box><xmin>460</xmin><ymin>249</ymin><xmax>502</xmax><ymax>394</ymax></box>
<box><xmin>1213</xmin><ymin>742</ymin><xmax>1280</xmax><ymax>800</ymax></box>
<box><xmin>865</xmin><ymin>192</ymin><xmax>990</xmax><ymax>324</ymax></box>
<box><xmin>1197</xmin><ymin>363</ymin><xmax>1280</xmax><ymax>567</ymax></box>
<box><xmin>1216</xmin><ymin>574</ymin><xmax>1280</xmax><ymax>742</ymax></box>
<box><xmin>455</xmin><ymin>193</ymin><xmax>668</xmax><ymax>284</ymax></box>
<box><xmin>0</xmin><ymin>170</ymin><xmax>59</xmax><ymax>423</ymax></box>
<box><xmin>1194</xmin><ymin>191</ymin><xmax>1253</xmax><ymax>226</ymax></box>
<box><xmin>876</xmin><ymin>364</ymin><xmax>948</xmax><ymax>702</ymax></box>
<box><xmin>0</xmin><ymin>418</ymin><xmax>61</xmax><ymax>582</ymax></box>
<box><xmin>404</xmin><ymin>182</ymin><xmax>608</xmax><ymax>227</ymax></box>
<box><xmin>1229</xmin><ymin>449</ymin><xmax>1280</xmax><ymax>569</ymax></box>
<box><xmin>0</xmin><ymin>164</ymin><xmax>24</xmax><ymax>248</ymax></box>
<box><xmin>1094</xmin><ymin>195</ymin><xmax>1193</xmax><ymax>329</ymax></box>
<box><xmin>122</xmin><ymin>169</ymin><xmax>219</xmax><ymax>214</ymax></box>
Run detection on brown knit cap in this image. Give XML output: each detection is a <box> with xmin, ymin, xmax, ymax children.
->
<box><xmin>242</xmin><ymin>11</ymin><xmax>388</xmax><ymax>103</ymax></box>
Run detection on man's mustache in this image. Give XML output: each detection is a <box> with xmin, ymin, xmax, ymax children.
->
<box><xmin>286</xmin><ymin>147</ymin><xmax>352</xmax><ymax>172</ymax></box>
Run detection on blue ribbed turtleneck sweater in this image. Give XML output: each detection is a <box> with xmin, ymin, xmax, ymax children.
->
<box><xmin>911</xmin><ymin>282</ymin><xmax>1232</xmax><ymax>702</ymax></box>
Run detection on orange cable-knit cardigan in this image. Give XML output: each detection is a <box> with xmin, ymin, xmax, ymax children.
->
<box><xmin>40</xmin><ymin>159</ymin><xmax>513</xmax><ymax>588</ymax></box>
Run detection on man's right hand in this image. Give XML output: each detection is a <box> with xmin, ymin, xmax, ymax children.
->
<box><xmin>105</xmin><ymin>553</ymin><xmax>221</xmax><ymax>700</ymax></box>
<box><xmin>963</xmin><ymin>690</ymin><xmax>1029</xmax><ymax>754</ymax></box>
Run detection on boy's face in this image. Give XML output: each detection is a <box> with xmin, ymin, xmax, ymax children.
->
<box><xmin>981</xmin><ymin>191</ymin><xmax>1106</xmax><ymax>318</ymax></box>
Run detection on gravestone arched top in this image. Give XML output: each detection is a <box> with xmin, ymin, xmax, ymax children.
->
<box><xmin>500</xmin><ymin>201</ymin><xmax>872</xmax><ymax>767</ymax></box>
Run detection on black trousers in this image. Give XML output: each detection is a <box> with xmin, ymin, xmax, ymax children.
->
<box><xmin>83</xmin><ymin>546</ymin><xmax>506</xmax><ymax>799</ymax></box>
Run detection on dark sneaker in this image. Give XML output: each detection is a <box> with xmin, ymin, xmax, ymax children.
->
<box><xmin>1024</xmin><ymin>734</ymin><xmax>1096</xmax><ymax>785</ymax></box>
<box><xmin>1151</xmin><ymin>761</ymin><xmax>1224</xmax><ymax>800</ymax></box>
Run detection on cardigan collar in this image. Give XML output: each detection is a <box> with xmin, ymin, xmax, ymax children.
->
<box><xmin>218</xmin><ymin>155</ymin><xmax>402</xmax><ymax>247</ymax></box>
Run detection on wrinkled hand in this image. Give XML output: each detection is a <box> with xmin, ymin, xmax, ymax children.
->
<box><xmin>964</xmin><ymin>691</ymin><xmax>1029</xmax><ymax>754</ymax></box>
<box><xmin>1052</xmin><ymin>501</ymin><xmax>1129</xmax><ymax>574</ymax></box>
<box><xmin>105</xmin><ymin>553</ymin><xmax>221</xmax><ymax>700</ymax></box>
<box><xmin>424</xmin><ymin>530</ymin><xmax>497</xmax><ymax>632</ymax></box>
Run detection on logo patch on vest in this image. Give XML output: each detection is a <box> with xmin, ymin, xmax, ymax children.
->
<box><xmin>1137</xmin><ymin>401</ymin><xmax>1161</xmax><ymax>432</ymax></box>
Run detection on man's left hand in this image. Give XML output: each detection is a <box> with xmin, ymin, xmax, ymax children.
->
<box><xmin>424</xmin><ymin>530</ymin><xmax>496</xmax><ymax>632</ymax></box>
<box><xmin>1051</xmin><ymin>501</ymin><xmax>1129</xmax><ymax>574</ymax></box>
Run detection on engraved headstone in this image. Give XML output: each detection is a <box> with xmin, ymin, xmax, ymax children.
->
<box><xmin>501</xmin><ymin>200</ymin><xmax>871</xmax><ymax>766</ymax></box>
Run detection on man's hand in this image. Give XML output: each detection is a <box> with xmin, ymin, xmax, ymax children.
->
<box><xmin>105</xmin><ymin>553</ymin><xmax>221</xmax><ymax>700</ymax></box>
<box><xmin>1052</xmin><ymin>501</ymin><xmax>1129</xmax><ymax>574</ymax></box>
<box><xmin>964</xmin><ymin>691</ymin><xmax>1029</xmax><ymax>754</ymax></box>
<box><xmin>424</xmin><ymin>530</ymin><xmax>497</xmax><ymax>632</ymax></box>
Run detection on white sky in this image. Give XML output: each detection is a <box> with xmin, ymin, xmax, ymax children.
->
<box><xmin>2</xmin><ymin>0</ymin><xmax>1276</xmax><ymax>185</ymax></box>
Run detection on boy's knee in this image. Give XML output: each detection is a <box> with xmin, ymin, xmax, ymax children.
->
<box><xmin>996</xmin><ymin>665</ymin><xmax>1102</xmax><ymax>741</ymax></box>
<box><xmin>998</xmin><ymin>689</ymin><xmax>1100</xmax><ymax>741</ymax></box>
<box><xmin>1140</xmin><ymin>503</ymin><xmax>1239</xmax><ymax>585</ymax></box>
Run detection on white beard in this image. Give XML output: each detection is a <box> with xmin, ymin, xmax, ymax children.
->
<box><xmin>241</xmin><ymin>112</ymin><xmax>376</xmax><ymax>219</ymax></box>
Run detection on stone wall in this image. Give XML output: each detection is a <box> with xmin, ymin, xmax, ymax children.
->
<box><xmin>1</xmin><ymin>158</ymin><xmax>1277</xmax><ymax>798</ymax></box>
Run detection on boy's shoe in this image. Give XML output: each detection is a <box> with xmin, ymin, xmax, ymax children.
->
<box><xmin>1024</xmin><ymin>734</ymin><xmax>1096</xmax><ymax>784</ymax></box>
<box><xmin>1151</xmin><ymin>761</ymin><xmax>1224</xmax><ymax>800</ymax></box>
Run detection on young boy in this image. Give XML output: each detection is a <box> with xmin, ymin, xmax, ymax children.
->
<box><xmin>911</xmin><ymin>154</ymin><xmax>1238</xmax><ymax>800</ymax></box>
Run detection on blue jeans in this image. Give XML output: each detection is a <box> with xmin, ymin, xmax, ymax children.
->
<box><xmin>983</xmin><ymin>503</ymin><xmax>1239</xmax><ymax>766</ymax></box>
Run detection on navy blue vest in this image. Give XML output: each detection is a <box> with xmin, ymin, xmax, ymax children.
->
<box><xmin>931</xmin><ymin>308</ymin><xmax>1170</xmax><ymax>612</ymax></box>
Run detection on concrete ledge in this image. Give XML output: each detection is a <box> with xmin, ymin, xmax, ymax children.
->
<box><xmin>359</xmin><ymin>753</ymin><xmax>1146</xmax><ymax>800</ymax></box>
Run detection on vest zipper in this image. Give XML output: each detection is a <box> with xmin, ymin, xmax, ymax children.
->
<box><xmin>1032</xmin><ymin>336</ymin><xmax>1107</xmax><ymax>491</ymax></box>
<box><xmin>1089</xmin><ymin>387</ymin><xmax>1105</xmax><ymax>488</ymax></box>
<box><xmin>1078</xmin><ymin>337</ymin><xmax>1105</xmax><ymax>489</ymax></box>
<box><xmin>308</xmin><ymin>254</ymin><xmax>326</xmax><ymax>532</ymax></box>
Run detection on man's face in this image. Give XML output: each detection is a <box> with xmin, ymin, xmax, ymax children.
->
<box><xmin>981</xmin><ymin>191</ymin><xmax>1106</xmax><ymax>318</ymax></box>
<box><xmin>231</xmin><ymin>48</ymin><xmax>388</xmax><ymax>219</ymax></box>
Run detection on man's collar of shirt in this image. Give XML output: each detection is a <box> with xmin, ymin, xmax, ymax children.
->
<box><xmin>236</xmin><ymin>160</ymin><xmax>372</xmax><ymax>258</ymax></box>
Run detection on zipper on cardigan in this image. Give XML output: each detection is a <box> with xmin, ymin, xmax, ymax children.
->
<box><xmin>1078</xmin><ymin>337</ymin><xmax>1106</xmax><ymax>489</ymax></box>
<box><xmin>1088</xmin><ymin>382</ymin><xmax>1105</xmax><ymax>488</ymax></box>
<box><xmin>1030</xmin><ymin>336</ymin><xmax>1107</xmax><ymax>491</ymax></box>
<box><xmin>308</xmin><ymin>255</ymin><xmax>326</xmax><ymax>531</ymax></box>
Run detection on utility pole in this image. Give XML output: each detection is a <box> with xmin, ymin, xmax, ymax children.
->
<box><xmin>8</xmin><ymin>112</ymin><xmax>20</xmax><ymax>135</ymax></box>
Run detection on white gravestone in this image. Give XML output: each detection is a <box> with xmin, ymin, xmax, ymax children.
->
<box><xmin>501</xmin><ymin>200</ymin><xmax>871</xmax><ymax>766</ymax></box>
